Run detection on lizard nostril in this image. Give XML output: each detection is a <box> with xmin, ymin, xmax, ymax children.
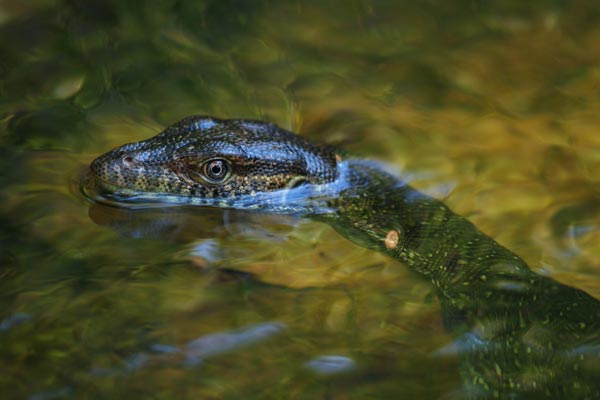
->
<box><xmin>122</xmin><ymin>156</ymin><xmax>134</xmax><ymax>166</ymax></box>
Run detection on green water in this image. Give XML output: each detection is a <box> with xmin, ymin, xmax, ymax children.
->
<box><xmin>1</xmin><ymin>1</ymin><xmax>600</xmax><ymax>398</ymax></box>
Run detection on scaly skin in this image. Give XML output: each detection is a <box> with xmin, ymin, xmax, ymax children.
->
<box><xmin>87</xmin><ymin>116</ymin><xmax>600</xmax><ymax>399</ymax></box>
<box><xmin>88</xmin><ymin>116</ymin><xmax>338</xmax><ymax>207</ymax></box>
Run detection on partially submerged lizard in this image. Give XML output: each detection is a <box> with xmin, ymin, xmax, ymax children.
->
<box><xmin>86</xmin><ymin>116</ymin><xmax>600</xmax><ymax>399</ymax></box>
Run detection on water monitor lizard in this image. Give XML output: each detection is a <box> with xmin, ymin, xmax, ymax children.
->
<box><xmin>85</xmin><ymin>115</ymin><xmax>600</xmax><ymax>399</ymax></box>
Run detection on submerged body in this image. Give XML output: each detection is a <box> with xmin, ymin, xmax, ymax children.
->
<box><xmin>87</xmin><ymin>116</ymin><xmax>600</xmax><ymax>399</ymax></box>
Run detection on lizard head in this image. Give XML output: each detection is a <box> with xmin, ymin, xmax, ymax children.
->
<box><xmin>85</xmin><ymin>116</ymin><xmax>340</xmax><ymax>212</ymax></box>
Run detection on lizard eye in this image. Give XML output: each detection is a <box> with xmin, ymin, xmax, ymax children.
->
<box><xmin>201</xmin><ymin>158</ymin><xmax>231</xmax><ymax>184</ymax></box>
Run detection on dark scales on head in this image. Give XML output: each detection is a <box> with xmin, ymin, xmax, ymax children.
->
<box><xmin>88</xmin><ymin>116</ymin><xmax>338</xmax><ymax>205</ymax></box>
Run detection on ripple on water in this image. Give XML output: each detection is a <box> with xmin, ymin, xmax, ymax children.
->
<box><xmin>305</xmin><ymin>355</ymin><xmax>357</xmax><ymax>375</ymax></box>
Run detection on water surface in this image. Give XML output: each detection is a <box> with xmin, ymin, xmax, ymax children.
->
<box><xmin>1</xmin><ymin>1</ymin><xmax>599</xmax><ymax>398</ymax></box>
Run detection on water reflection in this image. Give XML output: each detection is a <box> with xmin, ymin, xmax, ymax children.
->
<box><xmin>2</xmin><ymin>0</ymin><xmax>600</xmax><ymax>398</ymax></box>
<box><xmin>305</xmin><ymin>355</ymin><xmax>356</xmax><ymax>375</ymax></box>
<box><xmin>0</xmin><ymin>313</ymin><xmax>32</xmax><ymax>332</ymax></box>
<box><xmin>96</xmin><ymin>321</ymin><xmax>287</xmax><ymax>373</ymax></box>
<box><xmin>88</xmin><ymin>202</ymin><xmax>301</xmax><ymax>242</ymax></box>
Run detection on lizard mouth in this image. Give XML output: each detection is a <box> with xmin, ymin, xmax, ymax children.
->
<box><xmin>81</xmin><ymin>168</ymin><xmax>232</xmax><ymax>209</ymax></box>
<box><xmin>81</xmin><ymin>169</ymin><xmax>157</xmax><ymax>207</ymax></box>
<box><xmin>80</xmin><ymin>166</ymin><xmax>335</xmax><ymax>215</ymax></box>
